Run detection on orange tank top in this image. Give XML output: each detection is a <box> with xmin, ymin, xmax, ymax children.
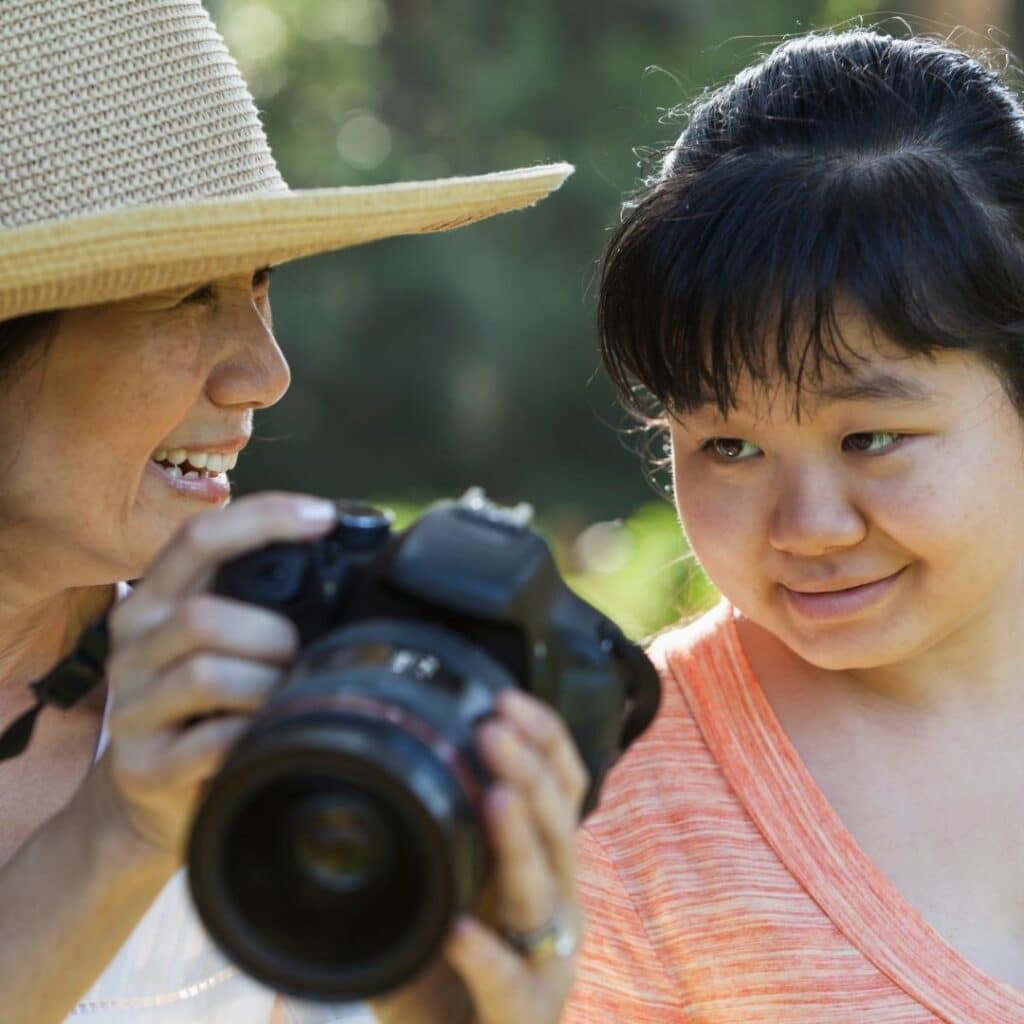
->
<box><xmin>563</xmin><ymin>598</ymin><xmax>1024</xmax><ymax>1023</ymax></box>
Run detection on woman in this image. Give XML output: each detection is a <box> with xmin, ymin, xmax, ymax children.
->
<box><xmin>0</xmin><ymin>2</ymin><xmax>585</xmax><ymax>1022</ymax></box>
<box><xmin>564</xmin><ymin>27</ymin><xmax>1024</xmax><ymax>1022</ymax></box>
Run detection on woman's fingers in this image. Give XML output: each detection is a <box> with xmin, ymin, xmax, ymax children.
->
<box><xmin>109</xmin><ymin>654</ymin><xmax>285</xmax><ymax>733</ymax></box>
<box><xmin>116</xmin><ymin>715</ymin><xmax>252</xmax><ymax>792</ymax></box>
<box><xmin>479</xmin><ymin>719</ymin><xmax>578</xmax><ymax>899</ymax></box>
<box><xmin>108</xmin><ymin>491</ymin><xmax>336</xmax><ymax>615</ymax></box>
<box><xmin>375</xmin><ymin>693</ymin><xmax>585</xmax><ymax>1024</ymax></box>
<box><xmin>93</xmin><ymin>491</ymin><xmax>340</xmax><ymax>861</ymax></box>
<box><xmin>106</xmin><ymin>595</ymin><xmax>299</xmax><ymax>705</ymax></box>
<box><xmin>479</xmin><ymin>690</ymin><xmax>590</xmax><ymax>901</ymax></box>
<box><xmin>158</xmin><ymin>715</ymin><xmax>253</xmax><ymax>788</ymax></box>
<box><xmin>484</xmin><ymin>782</ymin><xmax>557</xmax><ymax>931</ymax></box>
<box><xmin>497</xmin><ymin>689</ymin><xmax>590</xmax><ymax>813</ymax></box>
<box><xmin>438</xmin><ymin>694</ymin><xmax>586</xmax><ymax>1023</ymax></box>
<box><xmin>445</xmin><ymin>915</ymin><xmax>570</xmax><ymax>1024</ymax></box>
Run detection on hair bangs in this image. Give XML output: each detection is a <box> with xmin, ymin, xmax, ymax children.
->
<box><xmin>600</xmin><ymin>139</ymin><xmax>1024</xmax><ymax>424</ymax></box>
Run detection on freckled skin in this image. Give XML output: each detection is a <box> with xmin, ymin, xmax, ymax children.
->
<box><xmin>669</xmin><ymin>312</ymin><xmax>1024</xmax><ymax>704</ymax></box>
<box><xmin>0</xmin><ymin>271</ymin><xmax>289</xmax><ymax>592</ymax></box>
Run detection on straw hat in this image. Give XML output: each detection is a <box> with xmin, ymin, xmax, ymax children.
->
<box><xmin>0</xmin><ymin>0</ymin><xmax>573</xmax><ymax>320</ymax></box>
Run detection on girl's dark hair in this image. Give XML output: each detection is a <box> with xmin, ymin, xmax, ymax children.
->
<box><xmin>600</xmin><ymin>28</ymin><xmax>1024</xmax><ymax>426</ymax></box>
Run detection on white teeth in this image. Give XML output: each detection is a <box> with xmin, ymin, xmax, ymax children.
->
<box><xmin>150</xmin><ymin>449</ymin><xmax>240</xmax><ymax>472</ymax></box>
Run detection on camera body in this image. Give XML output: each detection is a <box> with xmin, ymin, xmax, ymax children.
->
<box><xmin>187</xmin><ymin>489</ymin><xmax>660</xmax><ymax>1002</ymax></box>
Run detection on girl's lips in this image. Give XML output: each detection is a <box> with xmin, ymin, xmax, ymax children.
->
<box><xmin>146</xmin><ymin>458</ymin><xmax>230</xmax><ymax>504</ymax></box>
<box><xmin>782</xmin><ymin>566</ymin><xmax>907</xmax><ymax>620</ymax></box>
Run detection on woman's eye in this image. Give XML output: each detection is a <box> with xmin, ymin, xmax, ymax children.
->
<box><xmin>843</xmin><ymin>431</ymin><xmax>903</xmax><ymax>454</ymax></box>
<box><xmin>702</xmin><ymin>438</ymin><xmax>761</xmax><ymax>462</ymax></box>
<box><xmin>178</xmin><ymin>268</ymin><xmax>272</xmax><ymax>306</ymax></box>
<box><xmin>182</xmin><ymin>284</ymin><xmax>214</xmax><ymax>304</ymax></box>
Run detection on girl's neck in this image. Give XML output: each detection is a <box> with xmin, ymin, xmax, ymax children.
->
<box><xmin>734</xmin><ymin>600</ymin><xmax>1024</xmax><ymax>745</ymax></box>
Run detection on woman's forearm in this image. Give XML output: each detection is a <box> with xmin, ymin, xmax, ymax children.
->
<box><xmin>0</xmin><ymin>763</ymin><xmax>176</xmax><ymax>1024</ymax></box>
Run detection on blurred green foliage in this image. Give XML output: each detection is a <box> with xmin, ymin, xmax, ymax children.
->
<box><xmin>206</xmin><ymin>0</ymin><xmax>885</xmax><ymax>629</ymax></box>
<box><xmin>558</xmin><ymin>501</ymin><xmax>718</xmax><ymax>641</ymax></box>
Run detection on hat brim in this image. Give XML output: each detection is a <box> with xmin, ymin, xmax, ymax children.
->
<box><xmin>0</xmin><ymin>162</ymin><xmax>573</xmax><ymax>320</ymax></box>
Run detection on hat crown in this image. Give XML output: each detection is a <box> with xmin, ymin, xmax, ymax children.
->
<box><xmin>0</xmin><ymin>0</ymin><xmax>288</xmax><ymax>230</ymax></box>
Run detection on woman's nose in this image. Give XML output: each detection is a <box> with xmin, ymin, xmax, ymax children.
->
<box><xmin>767</xmin><ymin>466</ymin><xmax>867</xmax><ymax>556</ymax></box>
<box><xmin>203</xmin><ymin>299</ymin><xmax>291</xmax><ymax>411</ymax></box>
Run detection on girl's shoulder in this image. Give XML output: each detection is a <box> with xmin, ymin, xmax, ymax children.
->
<box><xmin>584</xmin><ymin>598</ymin><xmax>738</xmax><ymax>833</ymax></box>
<box><xmin>644</xmin><ymin>596</ymin><xmax>735</xmax><ymax>678</ymax></box>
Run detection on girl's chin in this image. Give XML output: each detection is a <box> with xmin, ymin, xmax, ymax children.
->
<box><xmin>779</xmin><ymin>618</ymin><xmax>911</xmax><ymax>672</ymax></box>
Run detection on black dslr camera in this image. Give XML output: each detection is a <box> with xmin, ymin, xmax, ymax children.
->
<box><xmin>186</xmin><ymin>489</ymin><xmax>660</xmax><ymax>1002</ymax></box>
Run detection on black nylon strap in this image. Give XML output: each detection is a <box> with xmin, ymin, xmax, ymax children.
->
<box><xmin>0</xmin><ymin>615</ymin><xmax>111</xmax><ymax>762</ymax></box>
<box><xmin>0</xmin><ymin>703</ymin><xmax>44</xmax><ymax>759</ymax></box>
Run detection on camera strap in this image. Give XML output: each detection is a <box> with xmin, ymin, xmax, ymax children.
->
<box><xmin>0</xmin><ymin>614</ymin><xmax>110</xmax><ymax>762</ymax></box>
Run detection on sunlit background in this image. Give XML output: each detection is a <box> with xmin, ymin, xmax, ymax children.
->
<box><xmin>205</xmin><ymin>0</ymin><xmax>1018</xmax><ymax>638</ymax></box>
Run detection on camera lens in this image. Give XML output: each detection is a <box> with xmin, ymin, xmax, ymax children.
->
<box><xmin>188</xmin><ymin>620</ymin><xmax>519</xmax><ymax>1001</ymax></box>
<box><xmin>286</xmin><ymin>792</ymin><xmax>394</xmax><ymax>894</ymax></box>
<box><xmin>189</xmin><ymin>723</ymin><xmax>475</xmax><ymax>1000</ymax></box>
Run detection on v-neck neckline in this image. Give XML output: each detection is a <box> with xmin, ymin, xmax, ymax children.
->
<box><xmin>664</xmin><ymin>597</ymin><xmax>1024</xmax><ymax>1022</ymax></box>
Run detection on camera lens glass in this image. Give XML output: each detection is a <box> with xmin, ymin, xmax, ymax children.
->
<box><xmin>286</xmin><ymin>792</ymin><xmax>394</xmax><ymax>894</ymax></box>
<box><xmin>223</xmin><ymin>774</ymin><xmax>425</xmax><ymax>967</ymax></box>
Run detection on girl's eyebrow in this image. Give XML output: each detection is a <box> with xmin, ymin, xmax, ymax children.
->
<box><xmin>814</xmin><ymin>371</ymin><xmax>935</xmax><ymax>404</ymax></box>
<box><xmin>693</xmin><ymin>371</ymin><xmax>935</xmax><ymax>412</ymax></box>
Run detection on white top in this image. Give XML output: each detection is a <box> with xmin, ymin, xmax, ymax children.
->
<box><xmin>67</xmin><ymin>583</ymin><xmax>376</xmax><ymax>1023</ymax></box>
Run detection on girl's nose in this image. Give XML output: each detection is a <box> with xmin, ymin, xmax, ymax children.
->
<box><xmin>767</xmin><ymin>467</ymin><xmax>867</xmax><ymax>556</ymax></box>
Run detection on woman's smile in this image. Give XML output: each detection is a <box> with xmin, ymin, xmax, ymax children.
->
<box><xmin>145</xmin><ymin>437</ymin><xmax>248</xmax><ymax>505</ymax></box>
<box><xmin>145</xmin><ymin>457</ymin><xmax>232</xmax><ymax>504</ymax></box>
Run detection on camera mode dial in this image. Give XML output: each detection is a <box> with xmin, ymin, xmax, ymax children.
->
<box><xmin>331</xmin><ymin>500</ymin><xmax>394</xmax><ymax>551</ymax></box>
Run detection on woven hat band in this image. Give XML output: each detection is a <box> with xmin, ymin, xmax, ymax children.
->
<box><xmin>0</xmin><ymin>0</ymin><xmax>288</xmax><ymax>231</ymax></box>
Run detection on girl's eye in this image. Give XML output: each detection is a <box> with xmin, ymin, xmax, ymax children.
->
<box><xmin>702</xmin><ymin>437</ymin><xmax>761</xmax><ymax>462</ymax></box>
<box><xmin>842</xmin><ymin>431</ymin><xmax>903</xmax><ymax>454</ymax></box>
<box><xmin>700</xmin><ymin>430</ymin><xmax>909</xmax><ymax>462</ymax></box>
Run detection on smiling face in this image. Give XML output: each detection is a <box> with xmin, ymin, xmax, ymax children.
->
<box><xmin>669</xmin><ymin>312</ymin><xmax>1024</xmax><ymax>673</ymax></box>
<box><xmin>0</xmin><ymin>268</ymin><xmax>289</xmax><ymax>589</ymax></box>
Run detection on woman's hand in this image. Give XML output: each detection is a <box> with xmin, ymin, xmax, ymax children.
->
<box><xmin>372</xmin><ymin>689</ymin><xmax>589</xmax><ymax>1024</ymax></box>
<box><xmin>81</xmin><ymin>492</ymin><xmax>338</xmax><ymax>864</ymax></box>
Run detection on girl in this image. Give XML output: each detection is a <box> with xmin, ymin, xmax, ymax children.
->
<box><xmin>564</xmin><ymin>27</ymin><xmax>1024</xmax><ymax>1022</ymax></box>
